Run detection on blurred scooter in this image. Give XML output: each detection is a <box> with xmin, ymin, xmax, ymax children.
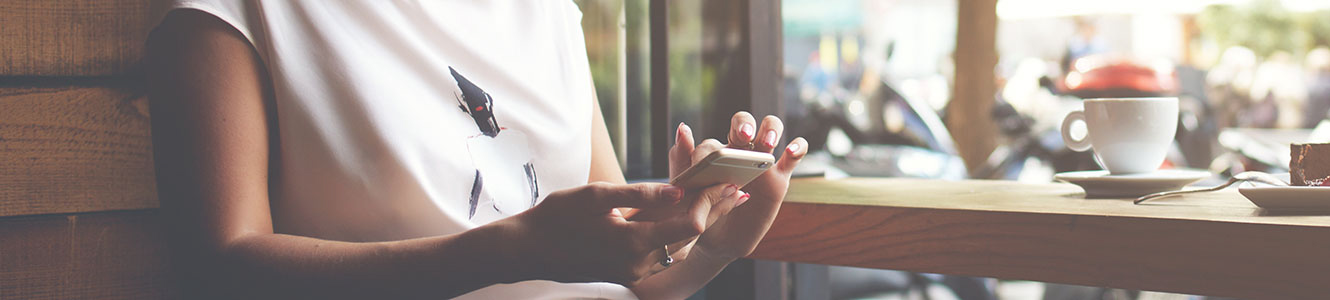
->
<box><xmin>787</xmin><ymin>76</ymin><xmax>968</xmax><ymax>180</ymax></box>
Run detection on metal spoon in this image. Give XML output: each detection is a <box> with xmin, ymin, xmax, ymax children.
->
<box><xmin>1134</xmin><ymin>171</ymin><xmax>1288</xmax><ymax>204</ymax></box>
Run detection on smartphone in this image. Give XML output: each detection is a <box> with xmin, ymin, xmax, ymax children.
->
<box><xmin>669</xmin><ymin>148</ymin><xmax>776</xmax><ymax>189</ymax></box>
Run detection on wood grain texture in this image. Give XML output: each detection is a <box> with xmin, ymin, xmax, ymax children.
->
<box><xmin>0</xmin><ymin>210</ymin><xmax>175</xmax><ymax>299</ymax></box>
<box><xmin>750</xmin><ymin>178</ymin><xmax>1330</xmax><ymax>299</ymax></box>
<box><xmin>0</xmin><ymin>86</ymin><xmax>156</xmax><ymax>217</ymax></box>
<box><xmin>0</xmin><ymin>0</ymin><xmax>156</xmax><ymax>76</ymax></box>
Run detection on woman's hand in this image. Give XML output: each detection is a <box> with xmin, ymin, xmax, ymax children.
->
<box><xmin>624</xmin><ymin>113</ymin><xmax>808</xmax><ymax>300</ymax></box>
<box><xmin>503</xmin><ymin>182</ymin><xmax>710</xmax><ymax>286</ymax></box>
<box><xmin>672</xmin><ymin>112</ymin><xmax>808</xmax><ymax>261</ymax></box>
<box><xmin>623</xmin><ymin>179</ymin><xmax>746</xmax><ymax>264</ymax></box>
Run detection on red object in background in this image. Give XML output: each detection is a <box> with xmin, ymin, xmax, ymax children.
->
<box><xmin>1063</xmin><ymin>56</ymin><xmax>1177</xmax><ymax>97</ymax></box>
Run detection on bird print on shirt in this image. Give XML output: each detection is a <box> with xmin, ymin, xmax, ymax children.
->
<box><xmin>451</xmin><ymin>67</ymin><xmax>540</xmax><ymax>222</ymax></box>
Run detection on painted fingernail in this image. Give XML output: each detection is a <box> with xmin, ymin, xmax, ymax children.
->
<box><xmin>662</xmin><ymin>186</ymin><xmax>683</xmax><ymax>202</ymax></box>
<box><xmin>722</xmin><ymin>184</ymin><xmax>739</xmax><ymax>198</ymax></box>
<box><xmin>740</xmin><ymin>124</ymin><xmax>755</xmax><ymax>139</ymax></box>
<box><xmin>764</xmin><ymin>130</ymin><xmax>777</xmax><ymax>147</ymax></box>
<box><xmin>736</xmin><ymin>191</ymin><xmax>751</xmax><ymax>206</ymax></box>
<box><xmin>787</xmin><ymin>142</ymin><xmax>801</xmax><ymax>154</ymax></box>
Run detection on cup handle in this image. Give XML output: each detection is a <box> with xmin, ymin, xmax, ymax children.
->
<box><xmin>1061</xmin><ymin>110</ymin><xmax>1092</xmax><ymax>152</ymax></box>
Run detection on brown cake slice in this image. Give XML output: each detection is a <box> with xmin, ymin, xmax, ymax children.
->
<box><xmin>1290</xmin><ymin>143</ymin><xmax>1330</xmax><ymax>186</ymax></box>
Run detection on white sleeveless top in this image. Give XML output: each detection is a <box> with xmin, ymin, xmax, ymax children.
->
<box><xmin>162</xmin><ymin>1</ymin><xmax>634</xmax><ymax>298</ymax></box>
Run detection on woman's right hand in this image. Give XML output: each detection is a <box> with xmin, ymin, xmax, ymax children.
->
<box><xmin>503</xmin><ymin>182</ymin><xmax>705</xmax><ymax>286</ymax></box>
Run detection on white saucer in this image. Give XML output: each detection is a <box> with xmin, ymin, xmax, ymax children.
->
<box><xmin>1055</xmin><ymin>169</ymin><xmax>1211</xmax><ymax>198</ymax></box>
<box><xmin>1238</xmin><ymin>173</ymin><xmax>1330</xmax><ymax>211</ymax></box>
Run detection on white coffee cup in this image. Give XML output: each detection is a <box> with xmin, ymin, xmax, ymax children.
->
<box><xmin>1061</xmin><ymin>97</ymin><xmax>1178</xmax><ymax>175</ymax></box>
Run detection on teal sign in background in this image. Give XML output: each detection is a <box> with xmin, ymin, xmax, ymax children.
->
<box><xmin>783</xmin><ymin>0</ymin><xmax>863</xmax><ymax>36</ymax></box>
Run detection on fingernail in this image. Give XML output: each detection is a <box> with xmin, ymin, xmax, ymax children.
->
<box><xmin>677</xmin><ymin>123</ymin><xmax>693</xmax><ymax>143</ymax></box>
<box><xmin>764</xmin><ymin>130</ymin><xmax>777</xmax><ymax>147</ymax></box>
<box><xmin>740</xmin><ymin>124</ymin><xmax>755</xmax><ymax>139</ymax></box>
<box><xmin>662</xmin><ymin>186</ymin><xmax>683</xmax><ymax>202</ymax></box>
<box><xmin>722</xmin><ymin>184</ymin><xmax>739</xmax><ymax>198</ymax></box>
<box><xmin>736</xmin><ymin>192</ymin><xmax>751</xmax><ymax>206</ymax></box>
<box><xmin>787</xmin><ymin>142</ymin><xmax>801</xmax><ymax>154</ymax></box>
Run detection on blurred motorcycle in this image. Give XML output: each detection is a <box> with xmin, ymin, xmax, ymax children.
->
<box><xmin>786</xmin><ymin>76</ymin><xmax>968</xmax><ymax>180</ymax></box>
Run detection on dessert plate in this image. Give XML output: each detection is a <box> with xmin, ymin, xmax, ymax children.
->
<box><xmin>1055</xmin><ymin>169</ymin><xmax>1211</xmax><ymax>198</ymax></box>
<box><xmin>1238</xmin><ymin>173</ymin><xmax>1330</xmax><ymax>211</ymax></box>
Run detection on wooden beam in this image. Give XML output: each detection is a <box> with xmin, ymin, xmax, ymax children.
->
<box><xmin>0</xmin><ymin>210</ymin><xmax>176</xmax><ymax>299</ymax></box>
<box><xmin>648</xmin><ymin>0</ymin><xmax>670</xmax><ymax>178</ymax></box>
<box><xmin>0</xmin><ymin>86</ymin><xmax>157</xmax><ymax>217</ymax></box>
<box><xmin>745</xmin><ymin>0</ymin><xmax>782</xmax><ymax>122</ymax></box>
<box><xmin>0</xmin><ymin>0</ymin><xmax>156</xmax><ymax>76</ymax></box>
<box><xmin>699</xmin><ymin>0</ymin><xmax>784</xmax><ymax>139</ymax></box>
<box><xmin>948</xmin><ymin>0</ymin><xmax>999</xmax><ymax>176</ymax></box>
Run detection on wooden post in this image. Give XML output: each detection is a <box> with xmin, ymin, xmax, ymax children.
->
<box><xmin>649</xmin><ymin>0</ymin><xmax>670</xmax><ymax>178</ymax></box>
<box><xmin>745</xmin><ymin>0</ymin><xmax>783</xmax><ymax>126</ymax></box>
<box><xmin>949</xmin><ymin>0</ymin><xmax>1000</xmax><ymax>176</ymax></box>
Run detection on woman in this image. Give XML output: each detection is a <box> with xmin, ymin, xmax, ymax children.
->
<box><xmin>146</xmin><ymin>1</ymin><xmax>806</xmax><ymax>299</ymax></box>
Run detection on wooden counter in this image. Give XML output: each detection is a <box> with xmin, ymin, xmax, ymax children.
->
<box><xmin>750</xmin><ymin>178</ymin><xmax>1330</xmax><ymax>299</ymax></box>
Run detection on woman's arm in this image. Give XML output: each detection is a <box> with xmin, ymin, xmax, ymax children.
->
<box><xmin>588</xmin><ymin>98</ymin><xmax>627</xmax><ymax>185</ymax></box>
<box><xmin>149</xmin><ymin>10</ymin><xmax>695</xmax><ymax>299</ymax></box>
<box><xmin>147</xmin><ymin>10</ymin><xmax>541</xmax><ymax>298</ymax></box>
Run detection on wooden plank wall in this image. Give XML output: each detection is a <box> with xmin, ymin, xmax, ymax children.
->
<box><xmin>0</xmin><ymin>86</ymin><xmax>156</xmax><ymax>217</ymax></box>
<box><xmin>1</xmin><ymin>0</ymin><xmax>174</xmax><ymax>298</ymax></box>
<box><xmin>0</xmin><ymin>211</ymin><xmax>173</xmax><ymax>299</ymax></box>
<box><xmin>0</xmin><ymin>0</ymin><xmax>154</xmax><ymax>76</ymax></box>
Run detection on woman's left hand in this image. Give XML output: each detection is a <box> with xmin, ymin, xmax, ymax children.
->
<box><xmin>670</xmin><ymin>112</ymin><xmax>807</xmax><ymax>261</ymax></box>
